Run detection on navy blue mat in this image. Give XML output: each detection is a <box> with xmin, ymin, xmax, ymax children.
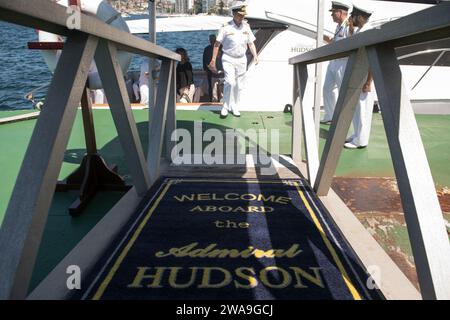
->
<box><xmin>77</xmin><ymin>178</ymin><xmax>383</xmax><ymax>300</ymax></box>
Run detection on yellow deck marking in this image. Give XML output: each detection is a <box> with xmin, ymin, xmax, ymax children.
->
<box><xmin>91</xmin><ymin>179</ymin><xmax>362</xmax><ymax>300</ymax></box>
<box><xmin>92</xmin><ymin>180</ymin><xmax>173</xmax><ymax>300</ymax></box>
<box><xmin>294</xmin><ymin>182</ymin><xmax>362</xmax><ymax>300</ymax></box>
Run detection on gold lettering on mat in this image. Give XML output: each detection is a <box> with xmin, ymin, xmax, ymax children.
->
<box><xmin>127</xmin><ymin>267</ymin><xmax>165</xmax><ymax>288</ymax></box>
<box><xmin>189</xmin><ymin>205</ymin><xmax>275</xmax><ymax>213</ymax></box>
<box><xmin>155</xmin><ymin>243</ymin><xmax>302</xmax><ymax>259</ymax></box>
<box><xmin>173</xmin><ymin>193</ymin><xmax>292</xmax><ymax>204</ymax></box>
<box><xmin>127</xmin><ymin>266</ymin><xmax>324</xmax><ymax>289</ymax></box>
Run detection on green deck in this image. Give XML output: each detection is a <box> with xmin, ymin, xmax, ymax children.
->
<box><xmin>0</xmin><ymin>109</ymin><xmax>449</xmax><ymax>293</ymax></box>
<box><xmin>0</xmin><ymin>110</ymin><xmax>36</xmax><ymax>119</ymax></box>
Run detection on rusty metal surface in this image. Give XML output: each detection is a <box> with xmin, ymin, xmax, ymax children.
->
<box><xmin>332</xmin><ymin>177</ymin><xmax>450</xmax><ymax>291</ymax></box>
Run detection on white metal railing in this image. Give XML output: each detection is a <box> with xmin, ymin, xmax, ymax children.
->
<box><xmin>289</xmin><ymin>2</ymin><xmax>450</xmax><ymax>300</ymax></box>
<box><xmin>0</xmin><ymin>0</ymin><xmax>179</xmax><ymax>299</ymax></box>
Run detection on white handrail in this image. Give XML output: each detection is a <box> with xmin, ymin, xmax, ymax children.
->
<box><xmin>289</xmin><ymin>2</ymin><xmax>450</xmax><ymax>300</ymax></box>
<box><xmin>0</xmin><ymin>0</ymin><xmax>178</xmax><ymax>300</ymax></box>
<box><xmin>289</xmin><ymin>2</ymin><xmax>450</xmax><ymax>65</ymax></box>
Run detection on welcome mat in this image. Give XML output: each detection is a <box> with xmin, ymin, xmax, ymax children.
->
<box><xmin>77</xmin><ymin>178</ymin><xmax>383</xmax><ymax>300</ymax></box>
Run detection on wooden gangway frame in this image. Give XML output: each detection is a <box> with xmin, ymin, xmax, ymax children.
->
<box><xmin>289</xmin><ymin>2</ymin><xmax>450</xmax><ymax>300</ymax></box>
<box><xmin>0</xmin><ymin>0</ymin><xmax>449</xmax><ymax>301</ymax></box>
<box><xmin>0</xmin><ymin>0</ymin><xmax>179</xmax><ymax>299</ymax></box>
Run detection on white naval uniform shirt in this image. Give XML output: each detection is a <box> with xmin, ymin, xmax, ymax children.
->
<box><xmin>329</xmin><ymin>19</ymin><xmax>351</xmax><ymax>67</ymax></box>
<box><xmin>216</xmin><ymin>20</ymin><xmax>256</xmax><ymax>58</ymax></box>
<box><xmin>333</xmin><ymin>19</ymin><xmax>351</xmax><ymax>42</ymax></box>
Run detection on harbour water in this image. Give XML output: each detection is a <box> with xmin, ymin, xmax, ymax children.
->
<box><xmin>0</xmin><ymin>21</ymin><xmax>212</xmax><ymax>110</ymax></box>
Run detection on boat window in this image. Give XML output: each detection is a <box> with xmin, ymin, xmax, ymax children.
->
<box><xmin>396</xmin><ymin>39</ymin><xmax>450</xmax><ymax>66</ymax></box>
<box><xmin>245</xmin><ymin>18</ymin><xmax>288</xmax><ymax>63</ymax></box>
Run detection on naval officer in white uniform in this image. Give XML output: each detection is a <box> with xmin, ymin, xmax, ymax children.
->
<box><xmin>208</xmin><ymin>2</ymin><xmax>259</xmax><ymax>118</ymax></box>
<box><xmin>321</xmin><ymin>1</ymin><xmax>352</xmax><ymax>124</ymax></box>
<box><xmin>345</xmin><ymin>5</ymin><xmax>374</xmax><ymax>149</ymax></box>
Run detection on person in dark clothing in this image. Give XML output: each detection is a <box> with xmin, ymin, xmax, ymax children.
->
<box><xmin>175</xmin><ymin>47</ymin><xmax>195</xmax><ymax>103</ymax></box>
<box><xmin>203</xmin><ymin>34</ymin><xmax>223</xmax><ymax>101</ymax></box>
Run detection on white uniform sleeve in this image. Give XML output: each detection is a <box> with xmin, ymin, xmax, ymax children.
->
<box><xmin>343</xmin><ymin>24</ymin><xmax>351</xmax><ymax>38</ymax></box>
<box><xmin>246</xmin><ymin>25</ymin><xmax>256</xmax><ymax>43</ymax></box>
<box><xmin>216</xmin><ymin>26</ymin><xmax>226</xmax><ymax>43</ymax></box>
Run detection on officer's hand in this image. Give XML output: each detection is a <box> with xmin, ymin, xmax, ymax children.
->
<box><xmin>254</xmin><ymin>57</ymin><xmax>259</xmax><ymax>65</ymax></box>
<box><xmin>208</xmin><ymin>61</ymin><xmax>217</xmax><ymax>73</ymax></box>
<box><xmin>362</xmin><ymin>82</ymin><xmax>372</xmax><ymax>93</ymax></box>
<box><xmin>348</xmin><ymin>18</ymin><xmax>355</xmax><ymax>36</ymax></box>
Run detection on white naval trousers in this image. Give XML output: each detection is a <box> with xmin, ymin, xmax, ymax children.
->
<box><xmin>222</xmin><ymin>54</ymin><xmax>247</xmax><ymax>112</ymax></box>
<box><xmin>93</xmin><ymin>89</ymin><xmax>105</xmax><ymax>104</ymax></box>
<box><xmin>350</xmin><ymin>91</ymin><xmax>375</xmax><ymax>147</ymax></box>
<box><xmin>322</xmin><ymin>58</ymin><xmax>348</xmax><ymax>121</ymax></box>
<box><xmin>178</xmin><ymin>84</ymin><xmax>195</xmax><ymax>103</ymax></box>
<box><xmin>139</xmin><ymin>83</ymin><xmax>149</xmax><ymax>105</ymax></box>
<box><xmin>132</xmin><ymin>83</ymin><xmax>140</xmax><ymax>101</ymax></box>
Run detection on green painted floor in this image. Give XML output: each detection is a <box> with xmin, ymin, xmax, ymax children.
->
<box><xmin>0</xmin><ymin>109</ymin><xmax>449</xmax><ymax>293</ymax></box>
<box><xmin>327</xmin><ymin>114</ymin><xmax>450</xmax><ymax>187</ymax></box>
<box><xmin>0</xmin><ymin>109</ymin><xmax>36</xmax><ymax>119</ymax></box>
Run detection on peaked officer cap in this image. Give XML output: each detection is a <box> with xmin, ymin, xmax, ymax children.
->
<box><xmin>351</xmin><ymin>4</ymin><xmax>373</xmax><ymax>17</ymax></box>
<box><xmin>230</xmin><ymin>1</ymin><xmax>248</xmax><ymax>15</ymax></box>
<box><xmin>329</xmin><ymin>1</ymin><xmax>351</xmax><ymax>12</ymax></box>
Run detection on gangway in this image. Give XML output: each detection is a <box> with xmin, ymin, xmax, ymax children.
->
<box><xmin>0</xmin><ymin>0</ymin><xmax>448</xmax><ymax>300</ymax></box>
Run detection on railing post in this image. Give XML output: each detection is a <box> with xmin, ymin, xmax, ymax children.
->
<box><xmin>295</xmin><ymin>64</ymin><xmax>319</xmax><ymax>186</ymax></box>
<box><xmin>80</xmin><ymin>85</ymin><xmax>98</xmax><ymax>154</ymax></box>
<box><xmin>314</xmin><ymin>48</ymin><xmax>369</xmax><ymax>196</ymax></box>
<box><xmin>164</xmin><ymin>67</ymin><xmax>177</xmax><ymax>161</ymax></box>
<box><xmin>291</xmin><ymin>64</ymin><xmax>303</xmax><ymax>164</ymax></box>
<box><xmin>314</xmin><ymin>0</ymin><xmax>325</xmax><ymax>144</ymax></box>
<box><xmin>0</xmin><ymin>33</ymin><xmax>99</xmax><ymax>299</ymax></box>
<box><xmin>95</xmin><ymin>40</ymin><xmax>151</xmax><ymax>196</ymax></box>
<box><xmin>367</xmin><ymin>44</ymin><xmax>450</xmax><ymax>300</ymax></box>
<box><xmin>147</xmin><ymin>58</ymin><xmax>174</xmax><ymax>183</ymax></box>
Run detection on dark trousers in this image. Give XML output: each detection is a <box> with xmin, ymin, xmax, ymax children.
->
<box><xmin>206</xmin><ymin>71</ymin><xmax>213</xmax><ymax>101</ymax></box>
